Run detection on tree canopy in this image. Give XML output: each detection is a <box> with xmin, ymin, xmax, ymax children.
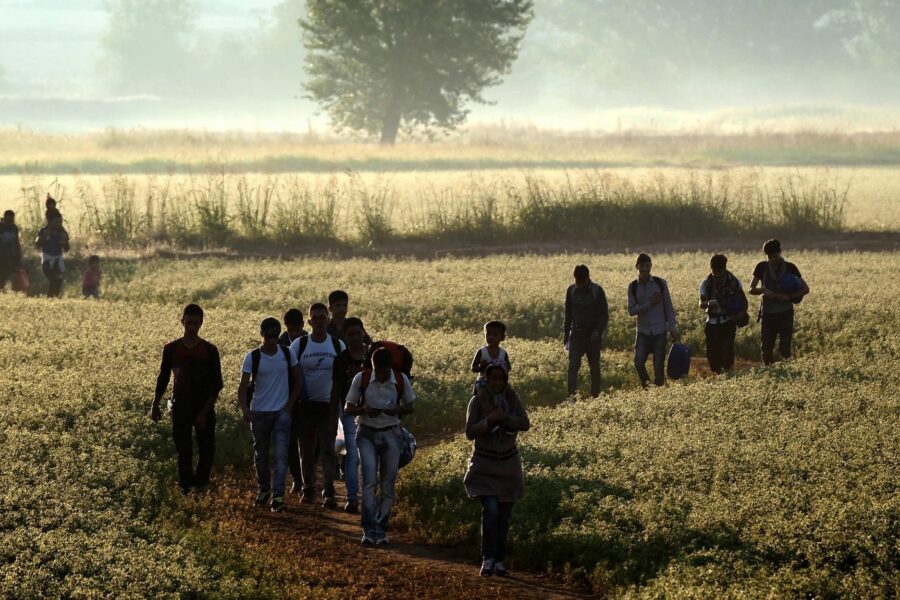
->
<box><xmin>301</xmin><ymin>0</ymin><xmax>533</xmax><ymax>143</ymax></box>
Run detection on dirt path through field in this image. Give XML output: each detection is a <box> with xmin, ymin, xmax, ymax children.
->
<box><xmin>210</xmin><ymin>469</ymin><xmax>592</xmax><ymax>599</ymax></box>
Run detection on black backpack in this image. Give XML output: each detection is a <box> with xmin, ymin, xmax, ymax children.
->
<box><xmin>247</xmin><ymin>345</ymin><xmax>294</xmax><ymax>404</ymax></box>
<box><xmin>294</xmin><ymin>334</ymin><xmax>343</xmax><ymax>362</ymax></box>
<box><xmin>629</xmin><ymin>276</ymin><xmax>672</xmax><ymax>324</ymax></box>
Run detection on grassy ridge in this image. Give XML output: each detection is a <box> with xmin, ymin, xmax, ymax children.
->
<box><xmin>12</xmin><ymin>170</ymin><xmax>847</xmax><ymax>249</ymax></box>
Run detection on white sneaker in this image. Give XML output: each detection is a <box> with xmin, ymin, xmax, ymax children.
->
<box><xmin>565</xmin><ymin>395</ymin><xmax>576</xmax><ymax>406</ymax></box>
<box><xmin>480</xmin><ymin>558</ymin><xmax>495</xmax><ymax>577</ymax></box>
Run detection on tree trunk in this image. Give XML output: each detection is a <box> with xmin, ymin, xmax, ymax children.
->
<box><xmin>380</xmin><ymin>107</ymin><xmax>401</xmax><ymax>145</ymax></box>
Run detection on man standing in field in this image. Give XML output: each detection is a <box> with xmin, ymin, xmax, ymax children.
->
<box><xmin>327</xmin><ymin>289</ymin><xmax>372</xmax><ymax>344</ymax></box>
<box><xmin>563</xmin><ymin>265</ymin><xmax>609</xmax><ymax>401</ymax></box>
<box><xmin>749</xmin><ymin>239</ymin><xmax>809</xmax><ymax>365</ymax></box>
<box><xmin>290</xmin><ymin>303</ymin><xmax>345</xmax><ymax>507</ymax></box>
<box><xmin>627</xmin><ymin>254</ymin><xmax>678</xmax><ymax>387</ymax></box>
<box><xmin>152</xmin><ymin>304</ymin><xmax>224</xmax><ymax>495</ymax></box>
<box><xmin>699</xmin><ymin>254</ymin><xmax>745</xmax><ymax>374</ymax></box>
<box><xmin>344</xmin><ymin>348</ymin><xmax>415</xmax><ymax>545</ymax></box>
<box><xmin>331</xmin><ymin>317</ymin><xmax>369</xmax><ymax>513</ymax></box>
<box><xmin>238</xmin><ymin>317</ymin><xmax>302</xmax><ymax>512</ymax></box>
<box><xmin>0</xmin><ymin>210</ymin><xmax>22</xmax><ymax>290</ymax></box>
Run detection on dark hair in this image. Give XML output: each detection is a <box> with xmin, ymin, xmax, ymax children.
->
<box><xmin>328</xmin><ymin>290</ymin><xmax>349</xmax><ymax>305</ymax></box>
<box><xmin>372</xmin><ymin>347</ymin><xmax>392</xmax><ymax>368</ymax></box>
<box><xmin>344</xmin><ymin>316</ymin><xmax>364</xmax><ymax>331</ymax></box>
<box><xmin>3</xmin><ymin>210</ymin><xmax>13</xmax><ymax>219</ymax></box>
<box><xmin>484</xmin><ymin>320</ymin><xmax>506</xmax><ymax>335</ymax></box>
<box><xmin>45</xmin><ymin>194</ymin><xmax>56</xmax><ymax>208</ymax></box>
<box><xmin>710</xmin><ymin>254</ymin><xmax>727</xmax><ymax>271</ymax></box>
<box><xmin>183</xmin><ymin>304</ymin><xmax>204</xmax><ymax>319</ymax></box>
<box><xmin>485</xmin><ymin>363</ymin><xmax>509</xmax><ymax>382</ymax></box>
<box><xmin>763</xmin><ymin>239</ymin><xmax>781</xmax><ymax>256</ymax></box>
<box><xmin>573</xmin><ymin>264</ymin><xmax>590</xmax><ymax>280</ymax></box>
<box><xmin>260</xmin><ymin>316</ymin><xmax>281</xmax><ymax>335</ymax></box>
<box><xmin>636</xmin><ymin>253</ymin><xmax>652</xmax><ymax>267</ymax></box>
<box><xmin>88</xmin><ymin>255</ymin><xmax>100</xmax><ymax>265</ymax></box>
<box><xmin>46</xmin><ymin>208</ymin><xmax>61</xmax><ymax>222</ymax></box>
<box><xmin>309</xmin><ymin>302</ymin><xmax>328</xmax><ymax>315</ymax></box>
<box><xmin>283</xmin><ymin>308</ymin><xmax>304</xmax><ymax>326</ymax></box>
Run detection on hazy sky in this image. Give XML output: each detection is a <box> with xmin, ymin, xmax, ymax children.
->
<box><xmin>2</xmin><ymin>0</ymin><xmax>900</xmax><ymax>132</ymax></box>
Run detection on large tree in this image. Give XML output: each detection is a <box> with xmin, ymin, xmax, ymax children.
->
<box><xmin>301</xmin><ymin>0</ymin><xmax>533</xmax><ymax>143</ymax></box>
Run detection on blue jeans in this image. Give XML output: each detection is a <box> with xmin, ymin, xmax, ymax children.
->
<box><xmin>340</xmin><ymin>407</ymin><xmax>359</xmax><ymax>502</ymax></box>
<box><xmin>635</xmin><ymin>332</ymin><xmax>667</xmax><ymax>386</ymax></box>
<box><xmin>251</xmin><ymin>408</ymin><xmax>292</xmax><ymax>497</ymax></box>
<box><xmin>357</xmin><ymin>425</ymin><xmax>401</xmax><ymax>539</ymax></box>
<box><xmin>481</xmin><ymin>496</ymin><xmax>514</xmax><ymax>562</ymax></box>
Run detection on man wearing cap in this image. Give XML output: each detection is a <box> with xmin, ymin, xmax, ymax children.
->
<box><xmin>749</xmin><ymin>239</ymin><xmax>809</xmax><ymax>365</ymax></box>
<box><xmin>238</xmin><ymin>317</ymin><xmax>303</xmax><ymax>512</ymax></box>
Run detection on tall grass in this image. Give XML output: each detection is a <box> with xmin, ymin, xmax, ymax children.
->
<box><xmin>14</xmin><ymin>170</ymin><xmax>847</xmax><ymax>249</ymax></box>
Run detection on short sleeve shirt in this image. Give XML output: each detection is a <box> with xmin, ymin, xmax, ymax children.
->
<box><xmin>291</xmin><ymin>335</ymin><xmax>345</xmax><ymax>403</ymax></box>
<box><xmin>753</xmin><ymin>260</ymin><xmax>801</xmax><ymax>314</ymax></box>
<box><xmin>241</xmin><ymin>347</ymin><xmax>297</xmax><ymax>412</ymax></box>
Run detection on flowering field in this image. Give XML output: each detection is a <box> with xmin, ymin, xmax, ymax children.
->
<box><xmin>1</xmin><ymin>249</ymin><xmax>898</xmax><ymax>596</ymax></box>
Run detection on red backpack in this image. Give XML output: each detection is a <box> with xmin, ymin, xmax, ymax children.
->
<box><xmin>365</xmin><ymin>341</ymin><xmax>413</xmax><ymax>376</ymax></box>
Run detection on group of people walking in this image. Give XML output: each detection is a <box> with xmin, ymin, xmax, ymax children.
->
<box><xmin>0</xmin><ymin>197</ymin><xmax>103</xmax><ymax>298</ymax></box>
<box><xmin>565</xmin><ymin>239</ymin><xmax>810</xmax><ymax>398</ymax></box>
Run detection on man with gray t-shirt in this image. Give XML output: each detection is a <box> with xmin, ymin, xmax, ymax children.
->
<box><xmin>238</xmin><ymin>317</ymin><xmax>302</xmax><ymax>512</ymax></box>
<box><xmin>627</xmin><ymin>253</ymin><xmax>679</xmax><ymax>387</ymax></box>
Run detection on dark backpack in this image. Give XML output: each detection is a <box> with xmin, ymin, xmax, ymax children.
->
<box><xmin>247</xmin><ymin>346</ymin><xmax>294</xmax><ymax>404</ymax></box>
<box><xmin>629</xmin><ymin>276</ymin><xmax>672</xmax><ymax>324</ymax></box>
<box><xmin>707</xmin><ymin>272</ymin><xmax>750</xmax><ymax>328</ymax></box>
<box><xmin>365</xmin><ymin>341</ymin><xmax>413</xmax><ymax>376</ymax></box>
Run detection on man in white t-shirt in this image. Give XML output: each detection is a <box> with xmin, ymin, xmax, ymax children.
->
<box><xmin>344</xmin><ymin>348</ymin><xmax>415</xmax><ymax>546</ymax></box>
<box><xmin>238</xmin><ymin>317</ymin><xmax>302</xmax><ymax>512</ymax></box>
<box><xmin>290</xmin><ymin>303</ymin><xmax>346</xmax><ymax>507</ymax></box>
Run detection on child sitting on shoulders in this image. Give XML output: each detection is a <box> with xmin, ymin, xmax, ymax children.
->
<box><xmin>471</xmin><ymin>320</ymin><xmax>512</xmax><ymax>393</ymax></box>
<box><xmin>82</xmin><ymin>255</ymin><xmax>102</xmax><ymax>299</ymax></box>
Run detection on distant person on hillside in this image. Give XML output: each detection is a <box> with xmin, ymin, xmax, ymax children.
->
<box><xmin>289</xmin><ymin>303</ymin><xmax>345</xmax><ymax>507</ymax></box>
<box><xmin>0</xmin><ymin>210</ymin><xmax>22</xmax><ymax>291</ymax></box>
<box><xmin>749</xmin><ymin>239</ymin><xmax>809</xmax><ymax>365</ymax></box>
<box><xmin>34</xmin><ymin>209</ymin><xmax>69</xmax><ymax>298</ymax></box>
<box><xmin>327</xmin><ymin>289</ymin><xmax>371</xmax><ymax>344</ymax></box>
<box><xmin>464</xmin><ymin>364</ymin><xmax>529</xmax><ymax>578</ymax></box>
<box><xmin>152</xmin><ymin>304</ymin><xmax>224</xmax><ymax>495</ymax></box>
<box><xmin>627</xmin><ymin>254</ymin><xmax>678</xmax><ymax>387</ymax></box>
<box><xmin>238</xmin><ymin>317</ymin><xmax>302</xmax><ymax>513</ymax></box>
<box><xmin>278</xmin><ymin>308</ymin><xmax>308</xmax><ymax>347</ymax></box>
<box><xmin>45</xmin><ymin>194</ymin><xmax>57</xmax><ymax>223</ymax></box>
<box><xmin>344</xmin><ymin>347</ymin><xmax>415</xmax><ymax>546</ymax></box>
<box><xmin>331</xmin><ymin>316</ymin><xmax>369</xmax><ymax>514</ymax></box>
<box><xmin>699</xmin><ymin>254</ymin><xmax>746</xmax><ymax>374</ymax></box>
<box><xmin>563</xmin><ymin>265</ymin><xmax>609</xmax><ymax>400</ymax></box>
<box><xmin>82</xmin><ymin>255</ymin><xmax>102</xmax><ymax>299</ymax></box>
<box><xmin>471</xmin><ymin>320</ymin><xmax>512</xmax><ymax>394</ymax></box>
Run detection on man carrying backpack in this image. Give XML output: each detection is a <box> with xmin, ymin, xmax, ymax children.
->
<box><xmin>238</xmin><ymin>317</ymin><xmax>303</xmax><ymax>512</ymax></box>
<box><xmin>749</xmin><ymin>239</ymin><xmax>809</xmax><ymax>365</ymax></box>
<box><xmin>627</xmin><ymin>254</ymin><xmax>678</xmax><ymax>387</ymax></box>
<box><xmin>152</xmin><ymin>304</ymin><xmax>224</xmax><ymax>495</ymax></box>
<box><xmin>344</xmin><ymin>348</ymin><xmax>415</xmax><ymax>546</ymax></box>
<box><xmin>563</xmin><ymin>264</ymin><xmax>609</xmax><ymax>400</ymax></box>
<box><xmin>290</xmin><ymin>303</ymin><xmax>346</xmax><ymax>507</ymax></box>
<box><xmin>699</xmin><ymin>254</ymin><xmax>746</xmax><ymax>374</ymax></box>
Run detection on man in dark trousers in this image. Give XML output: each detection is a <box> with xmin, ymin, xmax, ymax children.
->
<box><xmin>563</xmin><ymin>264</ymin><xmax>609</xmax><ymax>401</ymax></box>
<box><xmin>152</xmin><ymin>304</ymin><xmax>224</xmax><ymax>495</ymax></box>
<box><xmin>0</xmin><ymin>210</ymin><xmax>22</xmax><ymax>290</ymax></box>
<box><xmin>749</xmin><ymin>239</ymin><xmax>809</xmax><ymax>365</ymax></box>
